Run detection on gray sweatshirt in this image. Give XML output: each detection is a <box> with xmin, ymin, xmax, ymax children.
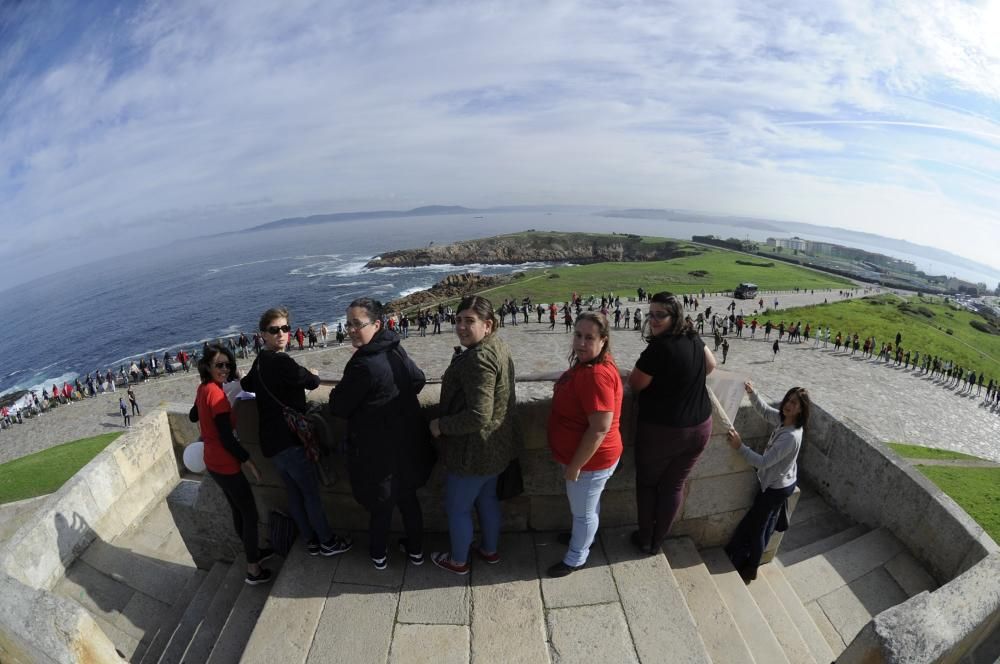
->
<box><xmin>739</xmin><ymin>390</ymin><xmax>801</xmax><ymax>490</ymax></box>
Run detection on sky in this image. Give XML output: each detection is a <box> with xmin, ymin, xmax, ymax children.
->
<box><xmin>2</xmin><ymin>0</ymin><xmax>999</xmax><ymax>287</ymax></box>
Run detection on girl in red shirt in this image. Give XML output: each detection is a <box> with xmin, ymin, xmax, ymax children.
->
<box><xmin>546</xmin><ymin>312</ymin><xmax>623</xmax><ymax>577</ymax></box>
<box><xmin>190</xmin><ymin>343</ymin><xmax>273</xmax><ymax>585</ymax></box>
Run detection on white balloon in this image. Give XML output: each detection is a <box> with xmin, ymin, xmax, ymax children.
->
<box><xmin>183</xmin><ymin>440</ymin><xmax>206</xmax><ymax>473</ymax></box>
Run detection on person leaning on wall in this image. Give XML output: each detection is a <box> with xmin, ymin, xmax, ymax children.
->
<box><xmin>724</xmin><ymin>381</ymin><xmax>809</xmax><ymax>583</ymax></box>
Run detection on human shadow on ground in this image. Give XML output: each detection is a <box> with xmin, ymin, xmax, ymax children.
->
<box><xmin>53</xmin><ymin>511</ymin><xmax>202</xmax><ymax>661</ymax></box>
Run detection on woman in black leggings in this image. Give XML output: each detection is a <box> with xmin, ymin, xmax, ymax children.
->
<box><xmin>628</xmin><ymin>292</ymin><xmax>717</xmax><ymax>554</ymax></box>
<box><xmin>190</xmin><ymin>343</ymin><xmax>273</xmax><ymax>585</ymax></box>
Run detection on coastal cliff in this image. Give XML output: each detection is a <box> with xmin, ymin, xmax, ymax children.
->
<box><xmin>387</xmin><ymin>273</ymin><xmax>510</xmax><ymax>312</ymax></box>
<box><xmin>365</xmin><ymin>231</ymin><xmax>698</xmax><ymax>268</ymax></box>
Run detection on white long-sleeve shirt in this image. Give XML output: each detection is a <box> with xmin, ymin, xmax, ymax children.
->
<box><xmin>739</xmin><ymin>390</ymin><xmax>802</xmax><ymax>490</ymax></box>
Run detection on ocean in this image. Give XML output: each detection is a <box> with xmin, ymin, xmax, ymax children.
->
<box><xmin>1</xmin><ymin>210</ymin><xmax>994</xmax><ymax>401</ymax></box>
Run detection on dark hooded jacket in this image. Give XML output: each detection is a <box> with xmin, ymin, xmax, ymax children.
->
<box><xmin>328</xmin><ymin>329</ymin><xmax>431</xmax><ymax>507</ymax></box>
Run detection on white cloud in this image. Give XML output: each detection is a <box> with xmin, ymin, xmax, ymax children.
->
<box><xmin>1</xmin><ymin>0</ymin><xmax>999</xmax><ymax>285</ymax></box>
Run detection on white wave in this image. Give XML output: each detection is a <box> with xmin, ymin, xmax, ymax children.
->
<box><xmin>328</xmin><ymin>280</ymin><xmax>374</xmax><ymax>287</ymax></box>
<box><xmin>19</xmin><ymin>371</ymin><xmax>80</xmax><ymax>395</ymax></box>
<box><xmin>397</xmin><ymin>284</ymin><xmax>434</xmax><ymax>298</ymax></box>
<box><xmin>208</xmin><ymin>254</ymin><xmax>343</xmax><ymax>275</ymax></box>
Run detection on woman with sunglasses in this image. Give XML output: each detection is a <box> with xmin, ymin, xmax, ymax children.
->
<box><xmin>241</xmin><ymin>307</ymin><xmax>352</xmax><ymax>558</ymax></box>
<box><xmin>429</xmin><ymin>295</ymin><xmax>518</xmax><ymax>575</ymax></box>
<box><xmin>328</xmin><ymin>298</ymin><xmax>430</xmax><ymax>570</ymax></box>
<box><xmin>190</xmin><ymin>343</ymin><xmax>272</xmax><ymax>585</ymax></box>
<box><xmin>627</xmin><ymin>292</ymin><xmax>717</xmax><ymax>554</ymax></box>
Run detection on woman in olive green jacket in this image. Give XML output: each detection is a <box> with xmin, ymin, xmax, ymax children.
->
<box><xmin>429</xmin><ymin>296</ymin><xmax>517</xmax><ymax>574</ymax></box>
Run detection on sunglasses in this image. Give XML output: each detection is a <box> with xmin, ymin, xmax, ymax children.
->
<box><xmin>648</xmin><ymin>311</ymin><xmax>671</xmax><ymax>320</ymax></box>
<box><xmin>265</xmin><ymin>325</ymin><xmax>291</xmax><ymax>334</ymax></box>
<box><xmin>213</xmin><ymin>362</ymin><xmax>232</xmax><ymax>370</ymax></box>
<box><xmin>344</xmin><ymin>320</ymin><xmax>374</xmax><ymax>332</ymax></box>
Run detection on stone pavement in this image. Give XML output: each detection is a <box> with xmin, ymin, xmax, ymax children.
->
<box><xmin>3</xmin><ymin>288</ymin><xmax>998</xmax><ymax>466</ymax></box>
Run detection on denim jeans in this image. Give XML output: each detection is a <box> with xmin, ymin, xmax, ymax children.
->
<box><xmin>272</xmin><ymin>445</ymin><xmax>332</xmax><ymax>544</ymax></box>
<box><xmin>563</xmin><ymin>460</ymin><xmax>619</xmax><ymax>567</ymax></box>
<box><xmin>445</xmin><ymin>473</ymin><xmax>501</xmax><ymax>565</ymax></box>
<box><xmin>725</xmin><ymin>482</ymin><xmax>796</xmax><ymax>576</ymax></box>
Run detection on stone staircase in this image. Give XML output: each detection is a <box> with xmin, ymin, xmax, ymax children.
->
<box><xmin>53</xmin><ymin>501</ymin><xmax>281</xmax><ymax>663</ymax></box>
<box><xmin>55</xmin><ymin>484</ymin><xmax>940</xmax><ymax>663</ymax></box>
<box><xmin>658</xmin><ymin>488</ymin><xmax>938</xmax><ymax>664</ymax></box>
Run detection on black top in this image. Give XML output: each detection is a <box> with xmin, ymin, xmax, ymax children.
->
<box><xmin>241</xmin><ymin>350</ymin><xmax>320</xmax><ymax>458</ymax></box>
<box><xmin>328</xmin><ymin>329</ymin><xmax>430</xmax><ymax>504</ymax></box>
<box><xmin>635</xmin><ymin>333</ymin><xmax>711</xmax><ymax>427</ymax></box>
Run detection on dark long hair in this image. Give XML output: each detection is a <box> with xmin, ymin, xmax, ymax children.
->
<box><xmin>569</xmin><ymin>312</ymin><xmax>613</xmax><ymax>367</ymax></box>
<box><xmin>456</xmin><ymin>295</ymin><xmax>498</xmax><ymax>332</ymax></box>
<box><xmin>642</xmin><ymin>291</ymin><xmax>694</xmax><ymax>341</ymax></box>
<box><xmin>197</xmin><ymin>343</ymin><xmax>238</xmax><ymax>384</ymax></box>
<box><xmin>780</xmin><ymin>386</ymin><xmax>811</xmax><ymax>429</ymax></box>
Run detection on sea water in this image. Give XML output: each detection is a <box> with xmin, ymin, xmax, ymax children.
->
<box><xmin>2</xmin><ymin>209</ymin><xmax>995</xmax><ymax>399</ymax></box>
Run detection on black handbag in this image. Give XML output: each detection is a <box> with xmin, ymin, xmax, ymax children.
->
<box><xmin>268</xmin><ymin>509</ymin><xmax>297</xmax><ymax>556</ymax></box>
<box><xmin>495</xmin><ymin>458</ymin><xmax>524</xmax><ymax>500</ymax></box>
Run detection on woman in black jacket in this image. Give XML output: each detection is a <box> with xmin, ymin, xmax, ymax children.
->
<box><xmin>329</xmin><ymin>299</ymin><xmax>431</xmax><ymax>570</ymax></box>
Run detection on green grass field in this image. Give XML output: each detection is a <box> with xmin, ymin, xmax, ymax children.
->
<box><xmin>479</xmin><ymin>245</ymin><xmax>854</xmax><ymax>304</ymax></box>
<box><xmin>773</xmin><ymin>294</ymin><xmax>1000</xmax><ymax>378</ymax></box>
<box><xmin>887</xmin><ymin>443</ymin><xmax>983</xmax><ymax>461</ymax></box>
<box><xmin>888</xmin><ymin>443</ymin><xmax>999</xmax><ymax>543</ymax></box>
<box><xmin>916</xmin><ymin>466</ymin><xmax>1000</xmax><ymax>543</ymax></box>
<box><xmin>0</xmin><ymin>432</ymin><xmax>121</xmax><ymax>504</ymax></box>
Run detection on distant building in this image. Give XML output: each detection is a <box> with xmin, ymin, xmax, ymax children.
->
<box><xmin>766</xmin><ymin>237</ymin><xmax>808</xmax><ymax>251</ymax></box>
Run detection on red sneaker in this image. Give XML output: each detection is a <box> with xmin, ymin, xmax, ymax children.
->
<box><xmin>473</xmin><ymin>548</ymin><xmax>500</xmax><ymax>564</ymax></box>
<box><xmin>431</xmin><ymin>552</ymin><xmax>469</xmax><ymax>575</ymax></box>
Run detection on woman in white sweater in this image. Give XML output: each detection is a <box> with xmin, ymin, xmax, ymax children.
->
<box><xmin>724</xmin><ymin>380</ymin><xmax>811</xmax><ymax>583</ymax></box>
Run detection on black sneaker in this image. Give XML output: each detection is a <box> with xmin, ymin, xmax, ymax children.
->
<box><xmin>257</xmin><ymin>548</ymin><xmax>276</xmax><ymax>563</ymax></box>
<box><xmin>547</xmin><ymin>561</ymin><xmax>584</xmax><ymax>578</ymax></box>
<box><xmin>245</xmin><ymin>568</ymin><xmax>273</xmax><ymax>586</ymax></box>
<box><xmin>398</xmin><ymin>539</ymin><xmax>424</xmax><ymax>566</ymax></box>
<box><xmin>306</xmin><ymin>538</ymin><xmax>320</xmax><ymax>556</ymax></box>
<box><xmin>371</xmin><ymin>555</ymin><xmax>388</xmax><ymax>571</ymax></box>
<box><xmin>321</xmin><ymin>535</ymin><xmax>353</xmax><ymax>557</ymax></box>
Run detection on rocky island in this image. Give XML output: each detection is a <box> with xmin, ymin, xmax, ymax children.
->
<box><xmin>365</xmin><ymin>230</ymin><xmax>699</xmax><ymax>268</ymax></box>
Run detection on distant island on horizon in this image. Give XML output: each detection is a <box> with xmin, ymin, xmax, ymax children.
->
<box><xmin>220</xmin><ymin>204</ymin><xmax>1000</xmax><ymax>283</ymax></box>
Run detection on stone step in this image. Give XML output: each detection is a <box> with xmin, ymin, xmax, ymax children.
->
<box><xmin>663</xmin><ymin>538</ymin><xmax>755</xmax><ymax>664</ymax></box>
<box><xmin>777</xmin><ymin>525</ymin><xmax>869</xmax><ymax>567</ymax></box>
<box><xmin>156</xmin><ymin>562</ymin><xmax>230</xmax><ymax>664</ymax></box>
<box><xmin>783</xmin><ymin>527</ymin><xmax>904</xmax><ymax>605</ymax></box>
<box><xmin>240</xmin><ymin>542</ymin><xmax>339</xmax><ymax>664</ymax></box>
<box><xmin>206</xmin><ymin>557</ymin><xmax>285</xmax><ymax>664</ymax></box>
<box><xmin>744</xmin><ymin>565</ymin><xmax>817</xmax><ymax>664</ymax></box>
<box><xmin>600</xmin><ymin>528</ymin><xmax>710</xmax><ymax>663</ymax></box>
<box><xmin>757</xmin><ymin>564</ymin><xmax>836</xmax><ymax>664</ymax></box>
<box><xmin>699</xmin><ymin>548</ymin><xmax>790</xmax><ymax>664</ymax></box>
<box><xmin>810</xmin><ymin>566</ymin><xmax>909</xmax><ymax>647</ymax></box>
<box><xmin>134</xmin><ymin>569</ymin><xmax>207</xmax><ymax>664</ymax></box>
<box><xmin>884</xmin><ymin>550</ymin><xmax>937</xmax><ymax>597</ymax></box>
<box><xmin>182</xmin><ymin>556</ymin><xmax>248</xmax><ymax>662</ymax></box>
<box><xmin>80</xmin><ymin>538</ymin><xmax>196</xmax><ymax>607</ymax></box>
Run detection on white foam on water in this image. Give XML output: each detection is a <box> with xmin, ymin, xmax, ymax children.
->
<box><xmin>397</xmin><ymin>284</ymin><xmax>434</xmax><ymax>298</ymax></box>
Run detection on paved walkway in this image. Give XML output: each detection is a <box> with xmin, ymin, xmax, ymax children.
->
<box><xmin>2</xmin><ymin>289</ymin><xmax>998</xmax><ymax>466</ymax></box>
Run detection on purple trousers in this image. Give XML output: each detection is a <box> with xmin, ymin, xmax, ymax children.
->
<box><xmin>634</xmin><ymin>416</ymin><xmax>712</xmax><ymax>549</ymax></box>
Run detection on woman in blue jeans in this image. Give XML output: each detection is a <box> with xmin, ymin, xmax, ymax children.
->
<box><xmin>429</xmin><ymin>296</ymin><xmax>518</xmax><ymax>575</ymax></box>
<box><xmin>546</xmin><ymin>312</ymin><xmax>623</xmax><ymax>577</ymax></box>
<box><xmin>725</xmin><ymin>381</ymin><xmax>809</xmax><ymax>582</ymax></box>
<box><xmin>241</xmin><ymin>306</ymin><xmax>352</xmax><ymax>557</ymax></box>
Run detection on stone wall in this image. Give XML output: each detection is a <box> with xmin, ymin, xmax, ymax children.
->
<box><xmin>0</xmin><ymin>410</ymin><xmax>181</xmax><ymax>664</ymax></box>
<box><xmin>783</xmin><ymin>400</ymin><xmax>1000</xmax><ymax>663</ymax></box>
<box><xmin>796</xmin><ymin>403</ymin><xmax>998</xmax><ymax>583</ymax></box>
<box><xmin>166</xmin><ymin>372</ymin><xmax>794</xmax><ymax>560</ymax></box>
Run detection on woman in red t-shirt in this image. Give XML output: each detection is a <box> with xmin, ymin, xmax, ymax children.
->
<box><xmin>189</xmin><ymin>343</ymin><xmax>273</xmax><ymax>586</ymax></box>
<box><xmin>546</xmin><ymin>312</ymin><xmax>623</xmax><ymax>577</ymax></box>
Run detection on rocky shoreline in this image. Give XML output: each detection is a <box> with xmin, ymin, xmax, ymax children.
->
<box><xmin>365</xmin><ymin>231</ymin><xmax>699</xmax><ymax>268</ymax></box>
<box><xmin>386</xmin><ymin>272</ymin><xmax>511</xmax><ymax>312</ymax></box>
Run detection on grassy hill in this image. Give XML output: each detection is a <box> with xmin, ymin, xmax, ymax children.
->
<box><xmin>480</xmin><ymin>244</ymin><xmax>854</xmax><ymax>303</ymax></box>
<box><xmin>775</xmin><ymin>294</ymin><xmax>1000</xmax><ymax>378</ymax></box>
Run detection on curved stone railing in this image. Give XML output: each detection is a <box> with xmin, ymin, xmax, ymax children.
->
<box><xmin>770</xmin><ymin>400</ymin><xmax>1000</xmax><ymax>663</ymax></box>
